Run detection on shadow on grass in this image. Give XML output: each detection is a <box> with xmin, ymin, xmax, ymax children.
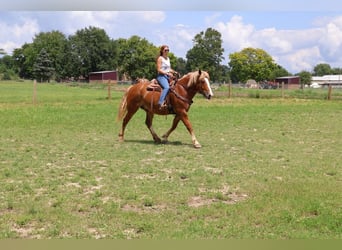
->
<box><xmin>123</xmin><ymin>139</ymin><xmax>192</xmax><ymax>147</ymax></box>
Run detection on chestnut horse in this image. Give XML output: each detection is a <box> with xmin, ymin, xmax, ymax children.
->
<box><xmin>117</xmin><ymin>70</ymin><xmax>213</xmax><ymax>148</ymax></box>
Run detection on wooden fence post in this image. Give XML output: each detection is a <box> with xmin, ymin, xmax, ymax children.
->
<box><xmin>228</xmin><ymin>80</ymin><xmax>232</xmax><ymax>98</ymax></box>
<box><xmin>107</xmin><ymin>80</ymin><xmax>111</xmax><ymax>100</ymax></box>
<box><xmin>327</xmin><ymin>85</ymin><xmax>332</xmax><ymax>100</ymax></box>
<box><xmin>33</xmin><ymin>79</ymin><xmax>37</xmax><ymax>105</ymax></box>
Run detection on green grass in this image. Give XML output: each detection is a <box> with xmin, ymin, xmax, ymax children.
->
<box><xmin>0</xmin><ymin>81</ymin><xmax>341</xmax><ymax>239</ymax></box>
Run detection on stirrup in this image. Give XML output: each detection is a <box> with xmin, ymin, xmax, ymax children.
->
<box><xmin>159</xmin><ymin>102</ymin><xmax>167</xmax><ymax>110</ymax></box>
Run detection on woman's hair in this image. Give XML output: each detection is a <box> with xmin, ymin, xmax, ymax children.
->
<box><xmin>159</xmin><ymin>45</ymin><xmax>169</xmax><ymax>56</ymax></box>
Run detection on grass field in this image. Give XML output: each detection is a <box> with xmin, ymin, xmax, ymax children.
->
<box><xmin>0</xmin><ymin>81</ymin><xmax>341</xmax><ymax>239</ymax></box>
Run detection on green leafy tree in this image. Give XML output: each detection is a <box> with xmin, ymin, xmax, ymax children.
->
<box><xmin>12</xmin><ymin>31</ymin><xmax>68</xmax><ymax>80</ymax></box>
<box><xmin>33</xmin><ymin>48</ymin><xmax>55</xmax><ymax>82</ymax></box>
<box><xmin>228</xmin><ymin>47</ymin><xmax>276</xmax><ymax>83</ymax></box>
<box><xmin>332</xmin><ymin>67</ymin><xmax>342</xmax><ymax>75</ymax></box>
<box><xmin>68</xmin><ymin>26</ymin><xmax>115</xmax><ymax>80</ymax></box>
<box><xmin>297</xmin><ymin>70</ymin><xmax>312</xmax><ymax>87</ymax></box>
<box><xmin>313</xmin><ymin>63</ymin><xmax>332</xmax><ymax>76</ymax></box>
<box><xmin>186</xmin><ymin>28</ymin><xmax>224</xmax><ymax>82</ymax></box>
<box><xmin>174</xmin><ymin>57</ymin><xmax>187</xmax><ymax>76</ymax></box>
<box><xmin>12</xmin><ymin>43</ymin><xmax>36</xmax><ymax>79</ymax></box>
<box><xmin>0</xmin><ymin>55</ymin><xmax>17</xmax><ymax>80</ymax></box>
<box><xmin>32</xmin><ymin>31</ymin><xmax>68</xmax><ymax>81</ymax></box>
<box><xmin>270</xmin><ymin>64</ymin><xmax>291</xmax><ymax>80</ymax></box>
<box><xmin>117</xmin><ymin>36</ymin><xmax>159</xmax><ymax>80</ymax></box>
<box><xmin>217</xmin><ymin>65</ymin><xmax>231</xmax><ymax>83</ymax></box>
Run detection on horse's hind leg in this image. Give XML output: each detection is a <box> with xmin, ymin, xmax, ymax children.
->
<box><xmin>162</xmin><ymin>116</ymin><xmax>181</xmax><ymax>143</ymax></box>
<box><xmin>118</xmin><ymin>105</ymin><xmax>139</xmax><ymax>142</ymax></box>
<box><xmin>145</xmin><ymin>112</ymin><xmax>162</xmax><ymax>143</ymax></box>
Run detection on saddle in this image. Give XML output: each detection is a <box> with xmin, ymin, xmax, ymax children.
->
<box><xmin>146</xmin><ymin>73</ymin><xmax>179</xmax><ymax>92</ymax></box>
<box><xmin>146</xmin><ymin>79</ymin><xmax>162</xmax><ymax>92</ymax></box>
<box><xmin>146</xmin><ymin>79</ymin><xmax>176</xmax><ymax>114</ymax></box>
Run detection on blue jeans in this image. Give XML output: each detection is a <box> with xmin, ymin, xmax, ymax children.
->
<box><xmin>157</xmin><ymin>74</ymin><xmax>170</xmax><ymax>105</ymax></box>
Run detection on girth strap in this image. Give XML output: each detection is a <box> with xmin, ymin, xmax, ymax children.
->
<box><xmin>169</xmin><ymin>87</ymin><xmax>193</xmax><ymax>105</ymax></box>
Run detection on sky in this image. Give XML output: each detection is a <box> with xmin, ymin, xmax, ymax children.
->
<box><xmin>1</xmin><ymin>1</ymin><xmax>342</xmax><ymax>73</ymax></box>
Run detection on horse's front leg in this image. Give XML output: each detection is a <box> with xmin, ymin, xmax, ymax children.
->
<box><xmin>145</xmin><ymin>112</ymin><xmax>161</xmax><ymax>143</ymax></box>
<box><xmin>180</xmin><ymin>114</ymin><xmax>201</xmax><ymax>148</ymax></box>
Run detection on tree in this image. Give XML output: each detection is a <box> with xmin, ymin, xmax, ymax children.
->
<box><xmin>0</xmin><ymin>55</ymin><xmax>17</xmax><ymax>80</ymax></box>
<box><xmin>68</xmin><ymin>26</ymin><xmax>115</xmax><ymax>80</ymax></box>
<box><xmin>12</xmin><ymin>31</ymin><xmax>68</xmax><ymax>81</ymax></box>
<box><xmin>332</xmin><ymin>67</ymin><xmax>342</xmax><ymax>75</ymax></box>
<box><xmin>217</xmin><ymin>65</ymin><xmax>231</xmax><ymax>83</ymax></box>
<box><xmin>32</xmin><ymin>31</ymin><xmax>68</xmax><ymax>81</ymax></box>
<box><xmin>117</xmin><ymin>36</ymin><xmax>159</xmax><ymax>80</ymax></box>
<box><xmin>33</xmin><ymin>48</ymin><xmax>55</xmax><ymax>82</ymax></box>
<box><xmin>270</xmin><ymin>64</ymin><xmax>291</xmax><ymax>80</ymax></box>
<box><xmin>297</xmin><ymin>70</ymin><xmax>312</xmax><ymax>87</ymax></box>
<box><xmin>174</xmin><ymin>57</ymin><xmax>187</xmax><ymax>76</ymax></box>
<box><xmin>186</xmin><ymin>28</ymin><xmax>224</xmax><ymax>82</ymax></box>
<box><xmin>12</xmin><ymin>43</ymin><xmax>36</xmax><ymax>79</ymax></box>
<box><xmin>228</xmin><ymin>47</ymin><xmax>276</xmax><ymax>83</ymax></box>
<box><xmin>313</xmin><ymin>63</ymin><xmax>332</xmax><ymax>76</ymax></box>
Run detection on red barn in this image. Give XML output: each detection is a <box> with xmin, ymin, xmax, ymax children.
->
<box><xmin>89</xmin><ymin>70</ymin><xmax>118</xmax><ymax>83</ymax></box>
<box><xmin>275</xmin><ymin>76</ymin><xmax>300</xmax><ymax>89</ymax></box>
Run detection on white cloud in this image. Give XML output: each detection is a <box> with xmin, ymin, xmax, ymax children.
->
<box><xmin>280</xmin><ymin>47</ymin><xmax>322</xmax><ymax>72</ymax></box>
<box><xmin>139</xmin><ymin>11</ymin><xmax>166</xmax><ymax>23</ymax></box>
<box><xmin>216</xmin><ymin>15</ymin><xmax>254</xmax><ymax>52</ymax></box>
<box><xmin>63</xmin><ymin>11</ymin><xmax>118</xmax><ymax>34</ymax></box>
<box><xmin>254</xmin><ymin>28</ymin><xmax>293</xmax><ymax>54</ymax></box>
<box><xmin>318</xmin><ymin>21</ymin><xmax>342</xmax><ymax>60</ymax></box>
<box><xmin>0</xmin><ymin>17</ymin><xmax>39</xmax><ymax>54</ymax></box>
<box><xmin>214</xmin><ymin>14</ymin><xmax>342</xmax><ymax>73</ymax></box>
<box><xmin>3</xmin><ymin>11</ymin><xmax>342</xmax><ymax>74</ymax></box>
<box><xmin>156</xmin><ymin>23</ymin><xmax>197</xmax><ymax>59</ymax></box>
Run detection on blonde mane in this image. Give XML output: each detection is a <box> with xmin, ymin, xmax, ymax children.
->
<box><xmin>183</xmin><ymin>70</ymin><xmax>209</xmax><ymax>87</ymax></box>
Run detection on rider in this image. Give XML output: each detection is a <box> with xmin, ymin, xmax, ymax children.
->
<box><xmin>156</xmin><ymin>45</ymin><xmax>176</xmax><ymax>109</ymax></box>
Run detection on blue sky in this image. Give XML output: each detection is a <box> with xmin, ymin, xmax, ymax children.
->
<box><xmin>1</xmin><ymin>1</ymin><xmax>342</xmax><ymax>73</ymax></box>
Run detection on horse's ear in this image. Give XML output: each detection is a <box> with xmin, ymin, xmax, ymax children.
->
<box><xmin>198</xmin><ymin>69</ymin><xmax>201</xmax><ymax>75</ymax></box>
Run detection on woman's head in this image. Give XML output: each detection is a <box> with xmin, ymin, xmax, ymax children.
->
<box><xmin>159</xmin><ymin>45</ymin><xmax>170</xmax><ymax>56</ymax></box>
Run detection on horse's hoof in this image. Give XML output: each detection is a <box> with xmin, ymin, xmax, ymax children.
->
<box><xmin>154</xmin><ymin>138</ymin><xmax>162</xmax><ymax>144</ymax></box>
<box><xmin>193</xmin><ymin>143</ymin><xmax>202</xmax><ymax>149</ymax></box>
<box><xmin>161</xmin><ymin>135</ymin><xmax>168</xmax><ymax>143</ymax></box>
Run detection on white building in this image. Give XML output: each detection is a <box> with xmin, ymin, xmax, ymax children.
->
<box><xmin>311</xmin><ymin>75</ymin><xmax>342</xmax><ymax>88</ymax></box>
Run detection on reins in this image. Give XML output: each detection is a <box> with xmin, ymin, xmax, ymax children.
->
<box><xmin>170</xmin><ymin>73</ymin><xmax>193</xmax><ymax>105</ymax></box>
<box><xmin>170</xmin><ymin>84</ymin><xmax>193</xmax><ymax>105</ymax></box>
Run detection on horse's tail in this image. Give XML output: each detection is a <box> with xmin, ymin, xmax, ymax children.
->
<box><xmin>117</xmin><ymin>86</ymin><xmax>131</xmax><ymax>121</ymax></box>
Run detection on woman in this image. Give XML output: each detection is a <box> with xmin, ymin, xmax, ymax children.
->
<box><xmin>156</xmin><ymin>45</ymin><xmax>176</xmax><ymax>109</ymax></box>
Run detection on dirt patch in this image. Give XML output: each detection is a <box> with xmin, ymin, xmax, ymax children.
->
<box><xmin>188</xmin><ymin>185</ymin><xmax>248</xmax><ymax>208</ymax></box>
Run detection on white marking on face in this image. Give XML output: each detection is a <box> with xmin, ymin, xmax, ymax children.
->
<box><xmin>204</xmin><ymin>78</ymin><xmax>214</xmax><ymax>97</ymax></box>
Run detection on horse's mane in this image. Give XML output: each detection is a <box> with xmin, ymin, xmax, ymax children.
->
<box><xmin>182</xmin><ymin>70</ymin><xmax>208</xmax><ymax>88</ymax></box>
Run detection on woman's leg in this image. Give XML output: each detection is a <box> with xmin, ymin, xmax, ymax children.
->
<box><xmin>157</xmin><ymin>75</ymin><xmax>170</xmax><ymax>106</ymax></box>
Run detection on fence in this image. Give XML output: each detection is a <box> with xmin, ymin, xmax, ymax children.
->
<box><xmin>214</xmin><ymin>82</ymin><xmax>342</xmax><ymax>100</ymax></box>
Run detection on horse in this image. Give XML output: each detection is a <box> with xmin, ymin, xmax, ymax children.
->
<box><xmin>117</xmin><ymin>70</ymin><xmax>213</xmax><ymax>148</ymax></box>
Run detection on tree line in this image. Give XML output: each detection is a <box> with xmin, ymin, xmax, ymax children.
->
<box><xmin>1</xmin><ymin>26</ymin><xmax>342</xmax><ymax>83</ymax></box>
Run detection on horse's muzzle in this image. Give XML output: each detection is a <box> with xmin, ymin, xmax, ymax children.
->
<box><xmin>205</xmin><ymin>94</ymin><xmax>212</xmax><ymax>100</ymax></box>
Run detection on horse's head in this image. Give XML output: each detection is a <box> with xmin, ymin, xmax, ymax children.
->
<box><xmin>189</xmin><ymin>70</ymin><xmax>214</xmax><ymax>99</ymax></box>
